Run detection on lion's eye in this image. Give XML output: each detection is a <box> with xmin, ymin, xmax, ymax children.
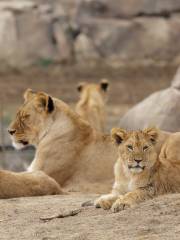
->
<box><xmin>24</xmin><ymin>114</ymin><xmax>30</xmax><ymax>119</ymax></box>
<box><xmin>143</xmin><ymin>146</ymin><xmax>148</xmax><ymax>151</ymax></box>
<box><xmin>127</xmin><ymin>145</ymin><xmax>133</xmax><ymax>151</ymax></box>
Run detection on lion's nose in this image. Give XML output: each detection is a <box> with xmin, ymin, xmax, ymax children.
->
<box><xmin>135</xmin><ymin>159</ymin><xmax>142</xmax><ymax>164</ymax></box>
<box><xmin>8</xmin><ymin>129</ymin><xmax>16</xmax><ymax>135</ymax></box>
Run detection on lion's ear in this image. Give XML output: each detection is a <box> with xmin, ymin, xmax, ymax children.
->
<box><xmin>143</xmin><ymin>127</ymin><xmax>159</xmax><ymax>144</ymax></box>
<box><xmin>111</xmin><ymin>128</ymin><xmax>127</xmax><ymax>145</ymax></box>
<box><xmin>24</xmin><ymin>89</ymin><xmax>35</xmax><ymax>102</ymax></box>
<box><xmin>77</xmin><ymin>82</ymin><xmax>86</xmax><ymax>92</ymax></box>
<box><xmin>35</xmin><ymin>93</ymin><xmax>54</xmax><ymax>113</ymax></box>
<box><xmin>100</xmin><ymin>79</ymin><xmax>109</xmax><ymax>91</ymax></box>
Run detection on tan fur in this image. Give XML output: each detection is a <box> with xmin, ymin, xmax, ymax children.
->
<box><xmin>95</xmin><ymin>127</ymin><xmax>180</xmax><ymax>212</ymax></box>
<box><xmin>0</xmin><ymin>170</ymin><xmax>62</xmax><ymax>198</ymax></box>
<box><xmin>75</xmin><ymin>79</ymin><xmax>109</xmax><ymax>132</ymax></box>
<box><xmin>9</xmin><ymin>89</ymin><xmax>117</xmax><ymax>193</ymax></box>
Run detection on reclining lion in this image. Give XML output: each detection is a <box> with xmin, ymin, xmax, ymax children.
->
<box><xmin>0</xmin><ymin>170</ymin><xmax>62</xmax><ymax>198</ymax></box>
<box><xmin>95</xmin><ymin>127</ymin><xmax>180</xmax><ymax>212</ymax></box>
<box><xmin>8</xmin><ymin>89</ymin><xmax>117</xmax><ymax>193</ymax></box>
<box><xmin>75</xmin><ymin>79</ymin><xmax>109</xmax><ymax>132</ymax></box>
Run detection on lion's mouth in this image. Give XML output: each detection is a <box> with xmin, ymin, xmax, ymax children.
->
<box><xmin>19</xmin><ymin>140</ymin><xmax>29</xmax><ymax>146</ymax></box>
<box><xmin>128</xmin><ymin>165</ymin><xmax>145</xmax><ymax>170</ymax></box>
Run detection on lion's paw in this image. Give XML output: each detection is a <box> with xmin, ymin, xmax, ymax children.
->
<box><xmin>111</xmin><ymin>199</ymin><xmax>131</xmax><ymax>213</ymax></box>
<box><xmin>94</xmin><ymin>195</ymin><xmax>114</xmax><ymax>210</ymax></box>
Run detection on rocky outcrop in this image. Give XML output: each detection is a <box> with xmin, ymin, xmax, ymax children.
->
<box><xmin>1</xmin><ymin>0</ymin><xmax>180</xmax><ymax>67</ymax></box>
<box><xmin>0</xmin><ymin>193</ymin><xmax>180</xmax><ymax>239</ymax></box>
<box><xmin>0</xmin><ymin>0</ymin><xmax>73</xmax><ymax>67</ymax></box>
<box><xmin>119</xmin><ymin>67</ymin><xmax>180</xmax><ymax>132</ymax></box>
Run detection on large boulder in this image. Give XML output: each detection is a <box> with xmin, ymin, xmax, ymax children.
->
<box><xmin>120</xmin><ymin>67</ymin><xmax>180</xmax><ymax>132</ymax></box>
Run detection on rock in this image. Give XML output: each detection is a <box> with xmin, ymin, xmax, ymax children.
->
<box><xmin>0</xmin><ymin>1</ymin><xmax>74</xmax><ymax>67</ymax></box>
<box><xmin>74</xmin><ymin>33</ymin><xmax>100</xmax><ymax>61</ymax></box>
<box><xmin>1</xmin><ymin>0</ymin><xmax>180</xmax><ymax>67</ymax></box>
<box><xmin>76</xmin><ymin>16</ymin><xmax>180</xmax><ymax>62</ymax></box>
<box><xmin>171</xmin><ymin>67</ymin><xmax>180</xmax><ymax>89</ymax></box>
<box><xmin>53</xmin><ymin>21</ymin><xmax>73</xmax><ymax>62</ymax></box>
<box><xmin>0</xmin><ymin>11</ymin><xmax>17</xmax><ymax>65</ymax></box>
<box><xmin>77</xmin><ymin>0</ymin><xmax>180</xmax><ymax>19</ymax></box>
<box><xmin>14</xmin><ymin>8</ymin><xmax>58</xmax><ymax>66</ymax></box>
<box><xmin>0</xmin><ymin>193</ymin><xmax>180</xmax><ymax>239</ymax></box>
<box><xmin>0</xmin><ymin>6</ymin><xmax>59</xmax><ymax>67</ymax></box>
<box><xmin>0</xmin><ymin>1</ymin><xmax>36</xmax><ymax>12</ymax></box>
<box><xmin>120</xmin><ymin>68</ymin><xmax>180</xmax><ymax>132</ymax></box>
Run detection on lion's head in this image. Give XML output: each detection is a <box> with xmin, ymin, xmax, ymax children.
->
<box><xmin>77</xmin><ymin>79</ymin><xmax>109</xmax><ymax>101</ymax></box>
<box><xmin>8</xmin><ymin>89</ymin><xmax>55</xmax><ymax>149</ymax></box>
<box><xmin>111</xmin><ymin>127</ymin><xmax>159</xmax><ymax>174</ymax></box>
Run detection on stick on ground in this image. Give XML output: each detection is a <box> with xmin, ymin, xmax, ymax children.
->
<box><xmin>40</xmin><ymin>209</ymin><xmax>81</xmax><ymax>222</ymax></box>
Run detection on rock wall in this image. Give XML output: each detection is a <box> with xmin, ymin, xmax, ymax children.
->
<box><xmin>1</xmin><ymin>0</ymin><xmax>180</xmax><ymax>67</ymax></box>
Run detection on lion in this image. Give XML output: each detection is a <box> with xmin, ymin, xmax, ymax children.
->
<box><xmin>8</xmin><ymin>89</ymin><xmax>117</xmax><ymax>193</ymax></box>
<box><xmin>95</xmin><ymin>127</ymin><xmax>180</xmax><ymax>212</ymax></box>
<box><xmin>75</xmin><ymin>79</ymin><xmax>109</xmax><ymax>132</ymax></box>
<box><xmin>0</xmin><ymin>170</ymin><xmax>62</xmax><ymax>198</ymax></box>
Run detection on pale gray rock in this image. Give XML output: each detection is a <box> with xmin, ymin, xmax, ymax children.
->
<box><xmin>120</xmin><ymin>67</ymin><xmax>180</xmax><ymax>132</ymax></box>
<box><xmin>171</xmin><ymin>67</ymin><xmax>180</xmax><ymax>89</ymax></box>
<box><xmin>74</xmin><ymin>33</ymin><xmax>100</xmax><ymax>61</ymax></box>
<box><xmin>0</xmin><ymin>11</ymin><xmax>17</xmax><ymax>65</ymax></box>
<box><xmin>0</xmin><ymin>1</ymin><xmax>37</xmax><ymax>12</ymax></box>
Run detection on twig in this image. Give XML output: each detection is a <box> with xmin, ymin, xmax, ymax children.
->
<box><xmin>40</xmin><ymin>209</ymin><xmax>81</xmax><ymax>222</ymax></box>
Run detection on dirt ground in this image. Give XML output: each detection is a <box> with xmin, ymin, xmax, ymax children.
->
<box><xmin>0</xmin><ymin>193</ymin><xmax>180</xmax><ymax>240</ymax></box>
<box><xmin>0</xmin><ymin>63</ymin><xmax>177</xmax><ymax>105</ymax></box>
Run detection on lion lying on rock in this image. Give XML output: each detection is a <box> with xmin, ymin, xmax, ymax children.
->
<box><xmin>76</xmin><ymin>79</ymin><xmax>109</xmax><ymax>132</ymax></box>
<box><xmin>95</xmin><ymin>127</ymin><xmax>180</xmax><ymax>212</ymax></box>
<box><xmin>9</xmin><ymin>89</ymin><xmax>117</xmax><ymax>193</ymax></box>
<box><xmin>0</xmin><ymin>170</ymin><xmax>62</xmax><ymax>198</ymax></box>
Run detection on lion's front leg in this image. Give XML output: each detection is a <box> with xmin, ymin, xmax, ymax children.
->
<box><xmin>111</xmin><ymin>186</ymin><xmax>155</xmax><ymax>213</ymax></box>
<box><xmin>94</xmin><ymin>193</ymin><xmax>119</xmax><ymax>210</ymax></box>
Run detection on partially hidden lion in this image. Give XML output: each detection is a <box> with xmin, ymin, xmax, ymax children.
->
<box><xmin>0</xmin><ymin>170</ymin><xmax>62</xmax><ymax>198</ymax></box>
<box><xmin>75</xmin><ymin>79</ymin><xmax>109</xmax><ymax>132</ymax></box>
<box><xmin>95</xmin><ymin>127</ymin><xmax>180</xmax><ymax>212</ymax></box>
<box><xmin>8</xmin><ymin>89</ymin><xmax>117</xmax><ymax>193</ymax></box>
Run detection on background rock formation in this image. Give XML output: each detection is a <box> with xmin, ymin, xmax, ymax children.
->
<box><xmin>1</xmin><ymin>0</ymin><xmax>180</xmax><ymax>67</ymax></box>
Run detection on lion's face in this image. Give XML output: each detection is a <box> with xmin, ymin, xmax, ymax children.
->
<box><xmin>8</xmin><ymin>89</ymin><xmax>54</xmax><ymax>149</ymax></box>
<box><xmin>111</xmin><ymin>127</ymin><xmax>159</xmax><ymax>174</ymax></box>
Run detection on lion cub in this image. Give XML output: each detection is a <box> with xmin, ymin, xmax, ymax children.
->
<box><xmin>76</xmin><ymin>79</ymin><xmax>109</xmax><ymax>132</ymax></box>
<box><xmin>95</xmin><ymin>127</ymin><xmax>180</xmax><ymax>212</ymax></box>
<box><xmin>0</xmin><ymin>170</ymin><xmax>62</xmax><ymax>198</ymax></box>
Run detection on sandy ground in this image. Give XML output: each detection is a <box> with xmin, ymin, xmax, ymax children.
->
<box><xmin>0</xmin><ymin>64</ymin><xmax>176</xmax><ymax>105</ymax></box>
<box><xmin>0</xmin><ymin>193</ymin><xmax>180</xmax><ymax>240</ymax></box>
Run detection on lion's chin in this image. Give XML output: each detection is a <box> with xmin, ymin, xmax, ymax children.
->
<box><xmin>12</xmin><ymin>140</ymin><xmax>29</xmax><ymax>150</ymax></box>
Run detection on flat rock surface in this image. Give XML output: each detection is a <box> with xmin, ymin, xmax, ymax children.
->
<box><xmin>1</xmin><ymin>193</ymin><xmax>180</xmax><ymax>239</ymax></box>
